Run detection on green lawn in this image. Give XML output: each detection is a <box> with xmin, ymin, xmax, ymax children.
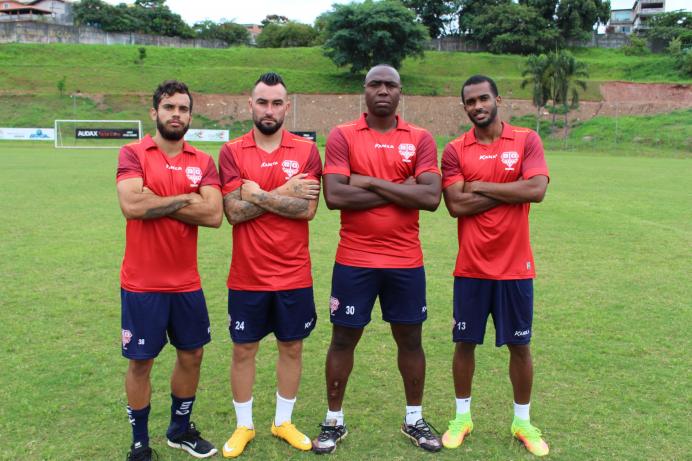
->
<box><xmin>1</xmin><ymin>43</ymin><xmax>688</xmax><ymax>100</ymax></box>
<box><xmin>0</xmin><ymin>141</ymin><xmax>690</xmax><ymax>460</ymax></box>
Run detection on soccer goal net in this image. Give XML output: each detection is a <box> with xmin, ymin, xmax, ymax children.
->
<box><xmin>54</xmin><ymin>120</ymin><xmax>142</xmax><ymax>149</ymax></box>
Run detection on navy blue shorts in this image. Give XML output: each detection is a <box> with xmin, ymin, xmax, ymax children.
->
<box><xmin>329</xmin><ymin>263</ymin><xmax>427</xmax><ymax>328</ymax></box>
<box><xmin>452</xmin><ymin>277</ymin><xmax>533</xmax><ymax>347</ymax></box>
<box><xmin>228</xmin><ymin>287</ymin><xmax>316</xmax><ymax>343</ymax></box>
<box><xmin>121</xmin><ymin>288</ymin><xmax>211</xmax><ymax>360</ymax></box>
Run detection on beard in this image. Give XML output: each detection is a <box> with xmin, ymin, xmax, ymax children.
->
<box><xmin>157</xmin><ymin>117</ymin><xmax>189</xmax><ymax>141</ymax></box>
<box><xmin>470</xmin><ymin>104</ymin><xmax>498</xmax><ymax>128</ymax></box>
<box><xmin>254</xmin><ymin>115</ymin><xmax>283</xmax><ymax>135</ymax></box>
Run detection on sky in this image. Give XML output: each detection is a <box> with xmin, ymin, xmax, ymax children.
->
<box><xmin>103</xmin><ymin>0</ymin><xmax>691</xmax><ymax>26</ymax></box>
<box><xmin>102</xmin><ymin>1</ymin><xmax>360</xmax><ymax>26</ymax></box>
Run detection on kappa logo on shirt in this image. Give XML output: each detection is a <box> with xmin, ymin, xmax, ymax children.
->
<box><xmin>282</xmin><ymin>159</ymin><xmax>300</xmax><ymax>179</ymax></box>
<box><xmin>374</xmin><ymin>143</ymin><xmax>394</xmax><ymax>149</ymax></box>
<box><xmin>500</xmin><ymin>151</ymin><xmax>519</xmax><ymax>170</ymax></box>
<box><xmin>185</xmin><ymin>166</ymin><xmax>202</xmax><ymax>186</ymax></box>
<box><xmin>398</xmin><ymin>143</ymin><xmax>416</xmax><ymax>162</ymax></box>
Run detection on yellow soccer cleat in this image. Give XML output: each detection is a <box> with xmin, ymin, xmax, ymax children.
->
<box><xmin>222</xmin><ymin>426</ymin><xmax>255</xmax><ymax>458</ymax></box>
<box><xmin>442</xmin><ymin>413</ymin><xmax>473</xmax><ymax>449</ymax></box>
<box><xmin>511</xmin><ymin>418</ymin><xmax>549</xmax><ymax>457</ymax></box>
<box><xmin>271</xmin><ymin>421</ymin><xmax>312</xmax><ymax>451</ymax></box>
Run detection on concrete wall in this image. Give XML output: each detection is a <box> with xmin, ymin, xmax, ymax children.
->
<box><xmin>0</xmin><ymin>20</ymin><xmax>226</xmax><ymax>48</ymax></box>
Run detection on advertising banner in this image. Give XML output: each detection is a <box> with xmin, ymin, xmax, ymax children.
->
<box><xmin>0</xmin><ymin>128</ymin><xmax>55</xmax><ymax>140</ymax></box>
<box><xmin>75</xmin><ymin>128</ymin><xmax>140</xmax><ymax>139</ymax></box>
<box><xmin>184</xmin><ymin>129</ymin><xmax>229</xmax><ymax>142</ymax></box>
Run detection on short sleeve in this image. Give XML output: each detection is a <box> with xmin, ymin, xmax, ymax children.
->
<box><xmin>441</xmin><ymin>143</ymin><xmax>464</xmax><ymax>189</ymax></box>
<box><xmin>199</xmin><ymin>155</ymin><xmax>221</xmax><ymax>189</ymax></box>
<box><xmin>323</xmin><ymin>128</ymin><xmax>351</xmax><ymax>176</ymax></box>
<box><xmin>413</xmin><ymin>131</ymin><xmax>440</xmax><ymax>177</ymax></box>
<box><xmin>521</xmin><ymin>131</ymin><xmax>549</xmax><ymax>180</ymax></box>
<box><xmin>116</xmin><ymin>146</ymin><xmax>143</xmax><ymax>182</ymax></box>
<box><xmin>304</xmin><ymin>144</ymin><xmax>323</xmax><ymax>180</ymax></box>
<box><xmin>218</xmin><ymin>143</ymin><xmax>243</xmax><ymax>195</ymax></box>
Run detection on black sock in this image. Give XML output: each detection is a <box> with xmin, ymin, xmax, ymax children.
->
<box><xmin>127</xmin><ymin>404</ymin><xmax>150</xmax><ymax>449</ymax></box>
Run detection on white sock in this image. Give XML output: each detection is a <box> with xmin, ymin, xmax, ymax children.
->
<box><xmin>233</xmin><ymin>398</ymin><xmax>254</xmax><ymax>429</ymax></box>
<box><xmin>514</xmin><ymin>402</ymin><xmax>530</xmax><ymax>421</ymax></box>
<box><xmin>326</xmin><ymin>409</ymin><xmax>344</xmax><ymax>426</ymax></box>
<box><xmin>274</xmin><ymin>392</ymin><xmax>296</xmax><ymax>426</ymax></box>
<box><xmin>456</xmin><ymin>397</ymin><xmax>471</xmax><ymax>415</ymax></box>
<box><xmin>405</xmin><ymin>405</ymin><xmax>422</xmax><ymax>425</ymax></box>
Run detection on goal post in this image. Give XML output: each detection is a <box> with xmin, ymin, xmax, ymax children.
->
<box><xmin>54</xmin><ymin>119</ymin><xmax>143</xmax><ymax>149</ymax></box>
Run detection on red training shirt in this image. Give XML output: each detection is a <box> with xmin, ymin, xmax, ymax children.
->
<box><xmin>116</xmin><ymin>134</ymin><xmax>221</xmax><ymax>292</ymax></box>
<box><xmin>324</xmin><ymin>114</ymin><xmax>440</xmax><ymax>268</ymax></box>
<box><xmin>219</xmin><ymin>130</ymin><xmax>322</xmax><ymax>291</ymax></box>
<box><xmin>441</xmin><ymin>122</ymin><xmax>549</xmax><ymax>280</ymax></box>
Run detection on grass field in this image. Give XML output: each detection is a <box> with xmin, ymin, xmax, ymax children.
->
<box><xmin>2</xmin><ymin>43</ymin><xmax>689</xmax><ymax>101</ymax></box>
<box><xmin>0</xmin><ymin>140</ymin><xmax>690</xmax><ymax>460</ymax></box>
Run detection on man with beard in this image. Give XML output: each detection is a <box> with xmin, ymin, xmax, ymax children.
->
<box><xmin>218</xmin><ymin>72</ymin><xmax>321</xmax><ymax>458</ymax></box>
<box><xmin>116</xmin><ymin>80</ymin><xmax>222</xmax><ymax>461</ymax></box>
<box><xmin>440</xmin><ymin>75</ymin><xmax>550</xmax><ymax>457</ymax></box>
<box><xmin>312</xmin><ymin>64</ymin><xmax>442</xmax><ymax>454</ymax></box>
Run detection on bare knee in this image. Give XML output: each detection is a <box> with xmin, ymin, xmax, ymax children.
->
<box><xmin>128</xmin><ymin>358</ymin><xmax>154</xmax><ymax>379</ymax></box>
<box><xmin>177</xmin><ymin>347</ymin><xmax>204</xmax><ymax>369</ymax></box>
<box><xmin>508</xmin><ymin>344</ymin><xmax>532</xmax><ymax>362</ymax></box>
<box><xmin>455</xmin><ymin>342</ymin><xmax>476</xmax><ymax>359</ymax></box>
<box><xmin>233</xmin><ymin>342</ymin><xmax>259</xmax><ymax>363</ymax></box>
<box><xmin>392</xmin><ymin>324</ymin><xmax>423</xmax><ymax>353</ymax></box>
<box><xmin>277</xmin><ymin>340</ymin><xmax>303</xmax><ymax>361</ymax></box>
<box><xmin>329</xmin><ymin>326</ymin><xmax>362</xmax><ymax>352</ymax></box>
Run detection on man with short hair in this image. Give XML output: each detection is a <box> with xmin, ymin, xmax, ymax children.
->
<box><xmin>116</xmin><ymin>80</ymin><xmax>222</xmax><ymax>461</ymax></box>
<box><xmin>440</xmin><ymin>75</ymin><xmax>550</xmax><ymax>457</ymax></box>
<box><xmin>218</xmin><ymin>72</ymin><xmax>321</xmax><ymax>458</ymax></box>
<box><xmin>312</xmin><ymin>64</ymin><xmax>442</xmax><ymax>454</ymax></box>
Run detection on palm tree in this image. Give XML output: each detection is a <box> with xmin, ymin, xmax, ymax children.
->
<box><xmin>550</xmin><ymin>50</ymin><xmax>589</xmax><ymax>139</ymax></box>
<box><xmin>521</xmin><ymin>54</ymin><xmax>551</xmax><ymax>134</ymax></box>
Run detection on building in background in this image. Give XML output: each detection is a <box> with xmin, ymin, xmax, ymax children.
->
<box><xmin>0</xmin><ymin>0</ymin><xmax>72</xmax><ymax>23</ymax></box>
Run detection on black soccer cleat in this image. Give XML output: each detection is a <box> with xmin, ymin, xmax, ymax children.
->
<box><xmin>166</xmin><ymin>421</ymin><xmax>218</xmax><ymax>458</ymax></box>
<box><xmin>312</xmin><ymin>419</ymin><xmax>348</xmax><ymax>454</ymax></box>
<box><xmin>401</xmin><ymin>418</ymin><xmax>442</xmax><ymax>452</ymax></box>
<box><xmin>126</xmin><ymin>443</ymin><xmax>157</xmax><ymax>461</ymax></box>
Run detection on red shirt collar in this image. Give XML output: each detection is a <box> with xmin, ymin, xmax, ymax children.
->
<box><xmin>141</xmin><ymin>134</ymin><xmax>197</xmax><ymax>154</ymax></box>
<box><xmin>356</xmin><ymin>113</ymin><xmax>410</xmax><ymax>132</ymax></box>
<box><xmin>240</xmin><ymin>129</ymin><xmax>296</xmax><ymax>149</ymax></box>
<box><xmin>464</xmin><ymin>122</ymin><xmax>514</xmax><ymax>146</ymax></box>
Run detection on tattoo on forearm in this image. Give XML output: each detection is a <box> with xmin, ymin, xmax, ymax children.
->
<box><xmin>143</xmin><ymin>200</ymin><xmax>188</xmax><ymax>219</ymax></box>
<box><xmin>224</xmin><ymin>190</ymin><xmax>264</xmax><ymax>222</ymax></box>
<box><xmin>254</xmin><ymin>191</ymin><xmax>309</xmax><ymax>217</ymax></box>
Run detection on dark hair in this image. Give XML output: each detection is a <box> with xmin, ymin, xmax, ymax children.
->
<box><xmin>152</xmin><ymin>80</ymin><xmax>193</xmax><ymax>112</ymax></box>
<box><xmin>461</xmin><ymin>75</ymin><xmax>498</xmax><ymax>102</ymax></box>
<box><xmin>254</xmin><ymin>72</ymin><xmax>287</xmax><ymax>90</ymax></box>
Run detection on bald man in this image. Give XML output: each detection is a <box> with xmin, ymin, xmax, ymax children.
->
<box><xmin>312</xmin><ymin>64</ymin><xmax>442</xmax><ymax>454</ymax></box>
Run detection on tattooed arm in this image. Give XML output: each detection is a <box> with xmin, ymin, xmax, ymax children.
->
<box><xmin>241</xmin><ymin>177</ymin><xmax>318</xmax><ymax>221</ymax></box>
<box><xmin>117</xmin><ymin>177</ymin><xmax>195</xmax><ymax>220</ymax></box>
<box><xmin>223</xmin><ymin>188</ymin><xmax>265</xmax><ymax>225</ymax></box>
<box><xmin>223</xmin><ymin>173</ymin><xmax>320</xmax><ymax>225</ymax></box>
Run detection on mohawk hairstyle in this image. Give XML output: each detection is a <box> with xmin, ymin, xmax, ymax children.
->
<box><xmin>254</xmin><ymin>72</ymin><xmax>287</xmax><ymax>90</ymax></box>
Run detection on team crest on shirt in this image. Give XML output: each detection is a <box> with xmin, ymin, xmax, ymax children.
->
<box><xmin>185</xmin><ymin>166</ymin><xmax>202</xmax><ymax>186</ymax></box>
<box><xmin>122</xmin><ymin>329</ymin><xmax>132</xmax><ymax>348</ymax></box>
<box><xmin>500</xmin><ymin>151</ymin><xmax>519</xmax><ymax>170</ymax></box>
<box><xmin>329</xmin><ymin>296</ymin><xmax>340</xmax><ymax>315</ymax></box>
<box><xmin>398</xmin><ymin>143</ymin><xmax>416</xmax><ymax>163</ymax></box>
<box><xmin>282</xmin><ymin>159</ymin><xmax>300</xmax><ymax>179</ymax></box>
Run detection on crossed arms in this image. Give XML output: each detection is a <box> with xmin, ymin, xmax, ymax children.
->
<box><xmin>223</xmin><ymin>173</ymin><xmax>320</xmax><ymax>225</ymax></box>
<box><xmin>323</xmin><ymin>172</ymin><xmax>441</xmax><ymax>211</ymax></box>
<box><xmin>443</xmin><ymin>175</ymin><xmax>548</xmax><ymax>217</ymax></box>
<box><xmin>117</xmin><ymin>177</ymin><xmax>223</xmax><ymax>227</ymax></box>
